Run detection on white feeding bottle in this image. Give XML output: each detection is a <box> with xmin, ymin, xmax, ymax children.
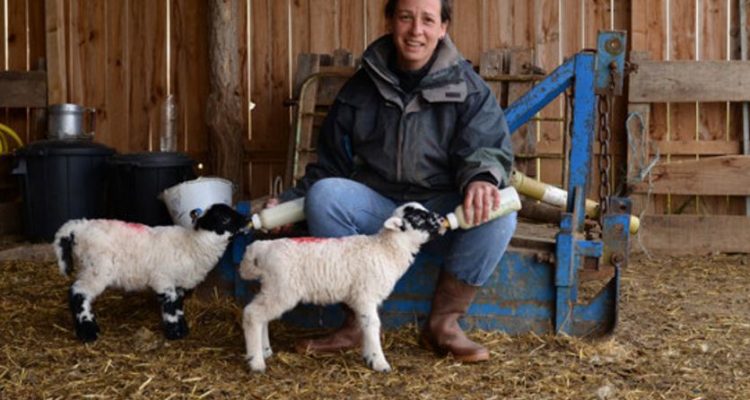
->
<box><xmin>444</xmin><ymin>186</ymin><xmax>521</xmax><ymax>230</ymax></box>
<box><xmin>249</xmin><ymin>197</ymin><xmax>306</xmax><ymax>231</ymax></box>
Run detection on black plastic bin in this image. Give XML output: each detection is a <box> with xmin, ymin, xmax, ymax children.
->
<box><xmin>108</xmin><ymin>152</ymin><xmax>195</xmax><ymax>226</ymax></box>
<box><xmin>14</xmin><ymin>140</ymin><xmax>116</xmax><ymax>242</ymax></box>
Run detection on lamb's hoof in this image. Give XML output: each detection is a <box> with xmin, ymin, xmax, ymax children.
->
<box><xmin>164</xmin><ymin>320</ymin><xmax>189</xmax><ymax>340</ymax></box>
<box><xmin>364</xmin><ymin>355</ymin><xmax>391</xmax><ymax>373</ymax></box>
<box><xmin>75</xmin><ymin>320</ymin><xmax>100</xmax><ymax>343</ymax></box>
<box><xmin>247</xmin><ymin>355</ymin><xmax>266</xmax><ymax>373</ymax></box>
<box><xmin>263</xmin><ymin>346</ymin><xmax>273</xmax><ymax>359</ymax></box>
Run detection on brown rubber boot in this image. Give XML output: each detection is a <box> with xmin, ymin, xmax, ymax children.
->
<box><xmin>420</xmin><ymin>271</ymin><xmax>490</xmax><ymax>362</ymax></box>
<box><xmin>295</xmin><ymin>305</ymin><xmax>362</xmax><ymax>354</ymax></box>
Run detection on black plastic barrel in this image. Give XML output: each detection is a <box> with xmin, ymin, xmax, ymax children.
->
<box><xmin>108</xmin><ymin>152</ymin><xmax>195</xmax><ymax>226</ymax></box>
<box><xmin>13</xmin><ymin>140</ymin><xmax>116</xmax><ymax>242</ymax></box>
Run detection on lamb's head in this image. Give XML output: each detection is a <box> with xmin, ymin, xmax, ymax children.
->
<box><xmin>383</xmin><ymin>202</ymin><xmax>445</xmax><ymax>241</ymax></box>
<box><xmin>192</xmin><ymin>203</ymin><xmax>250</xmax><ymax>236</ymax></box>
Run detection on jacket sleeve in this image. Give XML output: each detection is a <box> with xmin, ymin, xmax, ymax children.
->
<box><xmin>450</xmin><ymin>81</ymin><xmax>514</xmax><ymax>194</ymax></box>
<box><xmin>279</xmin><ymin>99</ymin><xmax>354</xmax><ymax>202</ymax></box>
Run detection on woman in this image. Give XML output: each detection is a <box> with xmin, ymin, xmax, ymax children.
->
<box><xmin>274</xmin><ymin>0</ymin><xmax>516</xmax><ymax>363</ymax></box>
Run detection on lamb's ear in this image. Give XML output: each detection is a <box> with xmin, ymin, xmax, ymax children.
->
<box><xmin>383</xmin><ymin>216</ymin><xmax>404</xmax><ymax>231</ymax></box>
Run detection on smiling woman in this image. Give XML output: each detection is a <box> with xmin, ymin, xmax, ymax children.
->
<box><xmin>386</xmin><ymin>0</ymin><xmax>450</xmax><ymax>71</ymax></box>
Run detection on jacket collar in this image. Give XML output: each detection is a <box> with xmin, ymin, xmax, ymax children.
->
<box><xmin>362</xmin><ymin>34</ymin><xmax>468</xmax><ymax>107</ymax></box>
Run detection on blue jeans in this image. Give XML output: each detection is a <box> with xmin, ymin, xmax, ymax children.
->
<box><xmin>304</xmin><ymin>178</ymin><xmax>517</xmax><ymax>286</ymax></box>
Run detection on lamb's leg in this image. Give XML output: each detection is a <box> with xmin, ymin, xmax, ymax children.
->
<box><xmin>353</xmin><ymin>302</ymin><xmax>391</xmax><ymax>372</ymax></box>
<box><xmin>69</xmin><ymin>282</ymin><xmax>104</xmax><ymax>343</ymax></box>
<box><xmin>243</xmin><ymin>292</ymin><xmax>294</xmax><ymax>372</ymax></box>
<box><xmin>262</xmin><ymin>322</ymin><xmax>272</xmax><ymax>359</ymax></box>
<box><xmin>157</xmin><ymin>287</ymin><xmax>188</xmax><ymax>340</ymax></box>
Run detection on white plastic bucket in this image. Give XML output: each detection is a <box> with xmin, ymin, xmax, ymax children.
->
<box><xmin>160</xmin><ymin>177</ymin><xmax>234</xmax><ymax>227</ymax></box>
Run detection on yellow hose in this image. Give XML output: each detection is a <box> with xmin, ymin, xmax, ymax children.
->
<box><xmin>0</xmin><ymin>123</ymin><xmax>24</xmax><ymax>154</ymax></box>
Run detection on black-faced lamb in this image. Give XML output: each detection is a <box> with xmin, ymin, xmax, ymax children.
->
<box><xmin>239</xmin><ymin>202</ymin><xmax>445</xmax><ymax>373</ymax></box>
<box><xmin>54</xmin><ymin>203</ymin><xmax>249</xmax><ymax>343</ymax></box>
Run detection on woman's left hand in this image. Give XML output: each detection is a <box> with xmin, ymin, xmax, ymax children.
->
<box><xmin>463</xmin><ymin>181</ymin><xmax>501</xmax><ymax>226</ymax></box>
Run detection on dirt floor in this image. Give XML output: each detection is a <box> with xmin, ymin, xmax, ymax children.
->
<box><xmin>1</xmin><ymin>250</ymin><xmax>749</xmax><ymax>399</ymax></box>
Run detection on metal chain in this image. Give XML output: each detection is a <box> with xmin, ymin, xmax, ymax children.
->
<box><xmin>596</xmin><ymin>64</ymin><xmax>616</xmax><ymax>231</ymax></box>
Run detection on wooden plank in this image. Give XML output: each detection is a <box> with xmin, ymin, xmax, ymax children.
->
<box><xmin>508</xmin><ymin>48</ymin><xmax>538</xmax><ymax>178</ymax></box>
<box><xmin>129</xmin><ymin>0</ymin><xmax>168</xmax><ymax>152</ymax></box>
<box><xmin>27</xmin><ymin>0</ymin><xmax>47</xmax><ymax>142</ymax></box>
<box><xmin>67</xmin><ymin>0</ymin><xmax>84</xmax><ymax>104</ymax></box>
<box><xmin>0</xmin><ymin>2</ymin><xmax>4</xmax><ymax>76</ymax></box>
<box><xmin>5</xmin><ymin>0</ymin><xmax>30</xmax><ymax>142</ymax></box>
<box><xmin>648</xmin><ymin>139</ymin><xmax>740</xmax><ymax>155</ymax></box>
<box><xmin>309</xmin><ymin>0</ymin><xmax>338</xmax><ymax>53</ymax></box>
<box><xmin>0</xmin><ymin>71</ymin><xmax>47</xmax><ymax>107</ymax></box>
<box><xmin>637</xmin><ymin>215</ymin><xmax>750</xmax><ymax>255</ymax></box>
<box><xmin>45</xmin><ymin>0</ymin><xmax>67</xmax><ymax>105</ymax></box>
<box><xmin>536</xmin><ymin>0</ymin><xmax>561</xmax><ymax>186</ymax></box>
<box><xmin>630</xmin><ymin>155</ymin><xmax>750</xmax><ymax>196</ymax></box>
<box><xmin>486</xmin><ymin>0</ymin><xmax>513</xmax><ymax>49</ymax></box>
<box><xmin>104</xmin><ymin>0</ymin><xmax>129</xmax><ymax>152</ymax></box>
<box><xmin>630</xmin><ymin>61</ymin><xmax>750</xmax><ymax>103</ymax></box>
<box><xmin>172</xmin><ymin>0</ymin><xmax>210</xmax><ymax>155</ymax></box>
<box><xmin>365</xmin><ymin>0</ymin><xmax>387</xmax><ymax>45</ymax></box>
<box><xmin>452</xmin><ymin>0</ymin><xmax>483</xmax><ymax>65</ymax></box>
<box><xmin>73</xmin><ymin>0</ymin><xmax>105</xmax><ymax>140</ymax></box>
<box><xmin>340</xmin><ymin>0</ymin><xmax>366</xmax><ymax>55</ymax></box>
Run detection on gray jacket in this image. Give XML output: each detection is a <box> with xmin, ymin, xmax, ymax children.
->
<box><xmin>283</xmin><ymin>34</ymin><xmax>513</xmax><ymax>202</ymax></box>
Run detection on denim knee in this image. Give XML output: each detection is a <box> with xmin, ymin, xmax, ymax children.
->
<box><xmin>442</xmin><ymin>211</ymin><xmax>517</xmax><ymax>286</ymax></box>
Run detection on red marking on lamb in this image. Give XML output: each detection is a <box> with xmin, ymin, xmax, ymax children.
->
<box><xmin>290</xmin><ymin>237</ymin><xmax>331</xmax><ymax>244</ymax></box>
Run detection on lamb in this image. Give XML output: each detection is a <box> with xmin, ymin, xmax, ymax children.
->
<box><xmin>53</xmin><ymin>203</ymin><xmax>249</xmax><ymax>343</ymax></box>
<box><xmin>238</xmin><ymin>202</ymin><xmax>445</xmax><ymax>373</ymax></box>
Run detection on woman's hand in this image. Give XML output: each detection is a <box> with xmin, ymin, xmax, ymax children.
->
<box><xmin>463</xmin><ymin>181</ymin><xmax>501</xmax><ymax>226</ymax></box>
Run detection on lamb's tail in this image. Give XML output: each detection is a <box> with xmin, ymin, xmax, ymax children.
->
<box><xmin>53</xmin><ymin>223</ymin><xmax>77</xmax><ymax>276</ymax></box>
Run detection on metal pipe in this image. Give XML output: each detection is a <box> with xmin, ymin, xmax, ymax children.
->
<box><xmin>510</xmin><ymin>169</ymin><xmax>640</xmax><ymax>234</ymax></box>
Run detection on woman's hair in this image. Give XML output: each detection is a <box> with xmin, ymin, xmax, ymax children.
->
<box><xmin>385</xmin><ymin>0</ymin><xmax>452</xmax><ymax>23</ymax></box>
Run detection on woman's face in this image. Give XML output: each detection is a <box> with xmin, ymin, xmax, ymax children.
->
<box><xmin>389</xmin><ymin>0</ymin><xmax>448</xmax><ymax>71</ymax></box>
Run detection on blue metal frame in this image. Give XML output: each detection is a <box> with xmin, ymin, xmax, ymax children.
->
<box><xmin>223</xmin><ymin>31</ymin><xmax>632</xmax><ymax>337</ymax></box>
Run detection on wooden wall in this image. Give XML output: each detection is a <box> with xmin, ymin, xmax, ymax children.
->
<box><xmin>628</xmin><ymin>0</ymin><xmax>750</xmax><ymax>254</ymax></box>
<box><xmin>43</xmin><ymin>0</ymin><xmax>211</xmax><ymax>163</ymax></box>
<box><xmin>1</xmin><ymin>0</ymin><xmax>45</xmax><ymax>146</ymax></box>
<box><xmin>248</xmin><ymin>0</ymin><xmax>631</xmax><ymax>200</ymax></box>
<box><xmin>3</xmin><ymin>0</ymin><xmax>749</xmax><ymax>253</ymax></box>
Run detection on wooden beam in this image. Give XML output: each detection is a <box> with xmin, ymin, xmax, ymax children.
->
<box><xmin>629</xmin><ymin>61</ymin><xmax>750</xmax><ymax>103</ymax></box>
<box><xmin>637</xmin><ymin>215</ymin><xmax>750</xmax><ymax>255</ymax></box>
<box><xmin>630</xmin><ymin>155</ymin><xmax>750</xmax><ymax>195</ymax></box>
<box><xmin>206</xmin><ymin>0</ymin><xmax>247</xmax><ymax>195</ymax></box>
<box><xmin>0</xmin><ymin>71</ymin><xmax>47</xmax><ymax>108</ymax></box>
<box><xmin>650</xmin><ymin>140</ymin><xmax>741</xmax><ymax>156</ymax></box>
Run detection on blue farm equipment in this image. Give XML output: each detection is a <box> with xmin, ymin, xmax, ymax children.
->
<box><xmin>220</xmin><ymin>31</ymin><xmax>632</xmax><ymax>337</ymax></box>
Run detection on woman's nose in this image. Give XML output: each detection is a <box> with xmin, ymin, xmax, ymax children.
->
<box><xmin>409</xmin><ymin>19</ymin><xmax>422</xmax><ymax>35</ymax></box>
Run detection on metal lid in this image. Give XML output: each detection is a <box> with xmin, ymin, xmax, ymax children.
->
<box><xmin>15</xmin><ymin>139</ymin><xmax>115</xmax><ymax>156</ymax></box>
<box><xmin>109</xmin><ymin>152</ymin><xmax>195</xmax><ymax>168</ymax></box>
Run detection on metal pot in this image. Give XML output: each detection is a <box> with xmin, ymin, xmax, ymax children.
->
<box><xmin>47</xmin><ymin>103</ymin><xmax>96</xmax><ymax>140</ymax></box>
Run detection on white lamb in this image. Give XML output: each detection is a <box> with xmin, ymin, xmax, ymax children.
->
<box><xmin>53</xmin><ymin>203</ymin><xmax>249</xmax><ymax>342</ymax></box>
<box><xmin>239</xmin><ymin>202</ymin><xmax>445</xmax><ymax>373</ymax></box>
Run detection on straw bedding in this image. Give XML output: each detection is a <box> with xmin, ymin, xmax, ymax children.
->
<box><xmin>1</xmin><ymin>252</ymin><xmax>748</xmax><ymax>399</ymax></box>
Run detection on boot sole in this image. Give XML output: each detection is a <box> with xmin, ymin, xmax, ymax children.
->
<box><xmin>420</xmin><ymin>334</ymin><xmax>490</xmax><ymax>363</ymax></box>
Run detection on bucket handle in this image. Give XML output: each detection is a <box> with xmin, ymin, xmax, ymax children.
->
<box><xmin>86</xmin><ymin>108</ymin><xmax>97</xmax><ymax>137</ymax></box>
